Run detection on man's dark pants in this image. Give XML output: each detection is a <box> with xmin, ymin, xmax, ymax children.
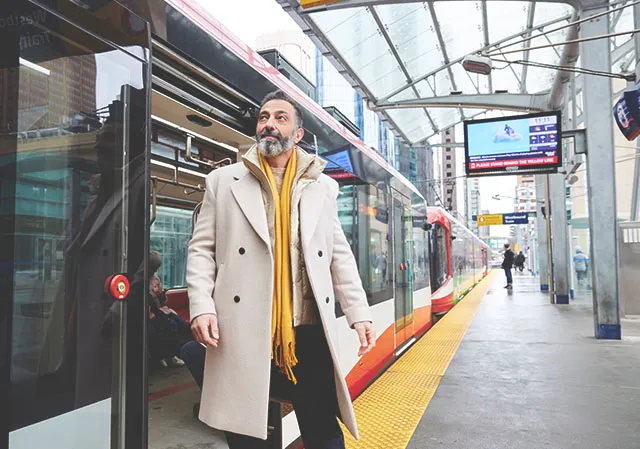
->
<box><xmin>180</xmin><ymin>325</ymin><xmax>345</xmax><ymax>449</ymax></box>
<box><xmin>504</xmin><ymin>267</ymin><xmax>513</xmax><ymax>285</ymax></box>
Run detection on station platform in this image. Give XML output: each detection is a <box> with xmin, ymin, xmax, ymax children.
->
<box><xmin>148</xmin><ymin>271</ymin><xmax>640</xmax><ymax>449</ymax></box>
<box><xmin>347</xmin><ymin>270</ymin><xmax>640</xmax><ymax>449</ymax></box>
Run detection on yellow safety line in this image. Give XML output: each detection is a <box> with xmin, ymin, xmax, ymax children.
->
<box><xmin>343</xmin><ymin>270</ymin><xmax>498</xmax><ymax>449</ymax></box>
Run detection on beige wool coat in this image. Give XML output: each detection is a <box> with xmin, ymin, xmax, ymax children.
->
<box><xmin>186</xmin><ymin>146</ymin><xmax>373</xmax><ymax>440</ymax></box>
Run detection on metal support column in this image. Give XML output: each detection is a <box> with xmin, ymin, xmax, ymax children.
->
<box><xmin>549</xmin><ymin>173</ymin><xmax>570</xmax><ymax>304</ymax></box>
<box><xmin>535</xmin><ymin>175</ymin><xmax>549</xmax><ymax>292</ymax></box>
<box><xmin>581</xmin><ymin>8</ymin><xmax>621</xmax><ymax>339</ymax></box>
<box><xmin>630</xmin><ymin>3</ymin><xmax>640</xmax><ymax>221</ymax></box>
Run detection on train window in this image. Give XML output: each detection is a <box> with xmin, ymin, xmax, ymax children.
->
<box><xmin>430</xmin><ymin>224</ymin><xmax>449</xmax><ymax>292</ymax></box>
<box><xmin>149</xmin><ymin>206</ymin><xmax>193</xmax><ymax>288</ymax></box>
<box><xmin>334</xmin><ymin>183</ymin><xmax>392</xmax><ymax>317</ymax></box>
<box><xmin>411</xmin><ymin>212</ymin><xmax>430</xmax><ymax>292</ymax></box>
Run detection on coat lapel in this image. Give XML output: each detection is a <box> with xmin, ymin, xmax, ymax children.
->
<box><xmin>300</xmin><ymin>181</ymin><xmax>327</xmax><ymax>247</ymax></box>
<box><xmin>230</xmin><ymin>174</ymin><xmax>271</xmax><ymax>248</ymax></box>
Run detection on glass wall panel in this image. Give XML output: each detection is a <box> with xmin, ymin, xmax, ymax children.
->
<box><xmin>150</xmin><ymin>206</ymin><xmax>193</xmax><ymax>288</ymax></box>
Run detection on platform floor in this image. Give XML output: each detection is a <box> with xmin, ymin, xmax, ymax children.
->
<box><xmin>408</xmin><ymin>271</ymin><xmax>640</xmax><ymax>449</ymax></box>
<box><xmin>148</xmin><ymin>271</ymin><xmax>640</xmax><ymax>449</ymax></box>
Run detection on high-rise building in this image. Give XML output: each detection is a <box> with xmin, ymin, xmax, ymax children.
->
<box><xmin>515</xmin><ymin>174</ymin><xmax>536</xmax><ymax>213</ymax></box>
<box><xmin>467</xmin><ymin>177</ymin><xmax>481</xmax><ymax>234</ymax></box>
<box><xmin>441</xmin><ymin>127</ymin><xmax>457</xmax><ymax>212</ymax></box>
<box><xmin>3</xmin><ymin>55</ymin><xmax>97</xmax><ymax>134</ymax></box>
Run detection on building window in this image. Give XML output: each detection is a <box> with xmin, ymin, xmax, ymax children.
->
<box><xmin>446</xmin><ymin>155</ymin><xmax>451</xmax><ymax>160</ymax></box>
<box><xmin>446</xmin><ymin>172</ymin><xmax>452</xmax><ymax>177</ymax></box>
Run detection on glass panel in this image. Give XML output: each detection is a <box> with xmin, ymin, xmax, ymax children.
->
<box><xmin>311</xmin><ymin>7</ymin><xmax>408</xmax><ymax>97</ymax></box>
<box><xmin>524</xmin><ymin>30</ymin><xmax>565</xmax><ymax>93</ymax></box>
<box><xmin>428</xmin><ymin>108</ymin><xmax>461</xmax><ymax>133</ymax></box>
<box><xmin>487</xmin><ymin>1</ymin><xmax>529</xmax><ymax>43</ymax></box>
<box><xmin>430</xmin><ymin>224</ymin><xmax>449</xmax><ymax>291</ymax></box>
<box><xmin>411</xmin><ymin>212</ymin><xmax>430</xmax><ymax>291</ymax></box>
<box><xmin>387</xmin><ymin>88</ymin><xmax>417</xmax><ymax>103</ymax></box>
<box><xmin>434</xmin><ymin>2</ymin><xmax>484</xmax><ymax>62</ymax></box>
<box><xmin>450</xmin><ymin>64</ymin><xmax>479</xmax><ymax>95</ymax></box>
<box><xmin>415</xmin><ymin>79</ymin><xmax>436</xmax><ymax>98</ymax></box>
<box><xmin>393</xmin><ymin>196</ymin><xmax>413</xmax><ymax>343</ymax></box>
<box><xmin>376</xmin><ymin>4</ymin><xmax>443</xmax><ymax>80</ymax></box>
<box><xmin>533</xmin><ymin>3</ymin><xmax>573</xmax><ymax>27</ymax></box>
<box><xmin>150</xmin><ymin>207</ymin><xmax>193</xmax><ymax>289</ymax></box>
<box><xmin>3</xmin><ymin>4</ymin><xmax>148</xmax><ymax>447</ymax></box>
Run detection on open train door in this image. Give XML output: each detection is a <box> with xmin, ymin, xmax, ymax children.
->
<box><xmin>0</xmin><ymin>2</ymin><xmax>151</xmax><ymax>449</ymax></box>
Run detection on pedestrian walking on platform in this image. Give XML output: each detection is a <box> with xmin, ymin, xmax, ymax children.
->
<box><xmin>187</xmin><ymin>89</ymin><xmax>375</xmax><ymax>448</ymax></box>
<box><xmin>573</xmin><ymin>248</ymin><xmax>589</xmax><ymax>283</ymax></box>
<box><xmin>502</xmin><ymin>243</ymin><xmax>515</xmax><ymax>289</ymax></box>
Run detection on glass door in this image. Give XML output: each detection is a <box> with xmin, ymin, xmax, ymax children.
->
<box><xmin>0</xmin><ymin>2</ymin><xmax>150</xmax><ymax>449</ymax></box>
<box><xmin>393</xmin><ymin>195</ymin><xmax>414</xmax><ymax>350</ymax></box>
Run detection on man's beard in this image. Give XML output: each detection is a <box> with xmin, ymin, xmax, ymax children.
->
<box><xmin>256</xmin><ymin>129</ymin><xmax>295</xmax><ymax>157</ymax></box>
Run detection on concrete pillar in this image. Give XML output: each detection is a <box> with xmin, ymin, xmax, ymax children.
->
<box><xmin>581</xmin><ymin>8</ymin><xmax>621</xmax><ymax>339</ymax></box>
<box><xmin>549</xmin><ymin>173</ymin><xmax>570</xmax><ymax>304</ymax></box>
<box><xmin>535</xmin><ymin>175</ymin><xmax>549</xmax><ymax>291</ymax></box>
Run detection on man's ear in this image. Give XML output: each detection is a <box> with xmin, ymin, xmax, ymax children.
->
<box><xmin>294</xmin><ymin>127</ymin><xmax>305</xmax><ymax>144</ymax></box>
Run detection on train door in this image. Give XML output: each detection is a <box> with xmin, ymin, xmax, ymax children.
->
<box><xmin>392</xmin><ymin>195</ymin><xmax>414</xmax><ymax>351</ymax></box>
<box><xmin>0</xmin><ymin>2</ymin><xmax>151</xmax><ymax>449</ymax></box>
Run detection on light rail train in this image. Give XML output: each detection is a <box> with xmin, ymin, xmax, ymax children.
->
<box><xmin>1</xmin><ymin>1</ymin><xmax>487</xmax><ymax>449</ymax></box>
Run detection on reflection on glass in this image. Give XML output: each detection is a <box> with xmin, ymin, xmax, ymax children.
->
<box><xmin>430</xmin><ymin>224</ymin><xmax>449</xmax><ymax>292</ymax></box>
<box><xmin>4</xmin><ymin>15</ymin><xmax>148</xmax><ymax>440</ymax></box>
<box><xmin>150</xmin><ymin>206</ymin><xmax>193</xmax><ymax>288</ymax></box>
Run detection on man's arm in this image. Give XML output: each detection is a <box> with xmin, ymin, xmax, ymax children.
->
<box><xmin>187</xmin><ymin>172</ymin><xmax>220</xmax><ymax>346</ymax></box>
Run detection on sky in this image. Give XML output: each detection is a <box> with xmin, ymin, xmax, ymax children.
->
<box><xmin>196</xmin><ymin>0</ymin><xmax>517</xmax><ymax>235</ymax></box>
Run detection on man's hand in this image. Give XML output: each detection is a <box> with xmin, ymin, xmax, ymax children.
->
<box><xmin>353</xmin><ymin>321</ymin><xmax>376</xmax><ymax>357</ymax></box>
<box><xmin>191</xmin><ymin>313</ymin><xmax>219</xmax><ymax>348</ymax></box>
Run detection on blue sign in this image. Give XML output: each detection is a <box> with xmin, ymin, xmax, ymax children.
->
<box><xmin>614</xmin><ymin>85</ymin><xmax>640</xmax><ymax>141</ymax></box>
<box><xmin>503</xmin><ymin>212</ymin><xmax>529</xmax><ymax>224</ymax></box>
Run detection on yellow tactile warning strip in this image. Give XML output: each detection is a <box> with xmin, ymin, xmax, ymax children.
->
<box><xmin>343</xmin><ymin>270</ymin><xmax>498</xmax><ymax>449</ymax></box>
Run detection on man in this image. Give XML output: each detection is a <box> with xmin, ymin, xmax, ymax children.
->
<box><xmin>187</xmin><ymin>90</ymin><xmax>375</xmax><ymax>448</ymax></box>
<box><xmin>502</xmin><ymin>243</ymin><xmax>515</xmax><ymax>289</ymax></box>
<box><xmin>573</xmin><ymin>247</ymin><xmax>589</xmax><ymax>283</ymax></box>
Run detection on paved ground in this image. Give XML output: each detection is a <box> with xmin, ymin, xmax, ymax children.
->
<box><xmin>408</xmin><ymin>271</ymin><xmax>640</xmax><ymax>449</ymax></box>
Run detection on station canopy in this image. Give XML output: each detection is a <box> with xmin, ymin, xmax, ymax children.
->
<box><xmin>281</xmin><ymin>0</ymin><xmax>637</xmax><ymax>146</ymax></box>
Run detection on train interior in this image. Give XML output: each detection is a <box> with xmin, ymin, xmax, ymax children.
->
<box><xmin>147</xmin><ymin>84</ymin><xmax>252</xmax><ymax>448</ymax></box>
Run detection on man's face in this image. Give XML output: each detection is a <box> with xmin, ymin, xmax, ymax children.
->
<box><xmin>255</xmin><ymin>99</ymin><xmax>304</xmax><ymax>157</ymax></box>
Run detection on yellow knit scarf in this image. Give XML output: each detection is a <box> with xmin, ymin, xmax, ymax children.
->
<box><xmin>258</xmin><ymin>149</ymin><xmax>299</xmax><ymax>384</ymax></box>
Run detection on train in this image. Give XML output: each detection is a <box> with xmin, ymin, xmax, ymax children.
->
<box><xmin>1</xmin><ymin>1</ymin><xmax>488</xmax><ymax>449</ymax></box>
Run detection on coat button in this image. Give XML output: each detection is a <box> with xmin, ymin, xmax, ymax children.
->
<box><xmin>325</xmin><ymin>296</ymin><xmax>330</xmax><ymax>304</ymax></box>
<box><xmin>239</xmin><ymin>247</ymin><xmax>245</xmax><ymax>255</ymax></box>
<box><xmin>234</xmin><ymin>295</ymin><xmax>240</xmax><ymax>303</ymax></box>
<box><xmin>318</xmin><ymin>250</ymin><xmax>323</xmax><ymax>257</ymax></box>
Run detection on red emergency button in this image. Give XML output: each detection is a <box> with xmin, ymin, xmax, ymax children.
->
<box><xmin>105</xmin><ymin>274</ymin><xmax>130</xmax><ymax>300</ymax></box>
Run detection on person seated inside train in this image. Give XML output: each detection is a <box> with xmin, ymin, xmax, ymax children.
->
<box><xmin>180</xmin><ymin>340</ymin><xmax>207</xmax><ymax>417</ymax></box>
<box><xmin>147</xmin><ymin>250</ymin><xmax>192</xmax><ymax>368</ymax></box>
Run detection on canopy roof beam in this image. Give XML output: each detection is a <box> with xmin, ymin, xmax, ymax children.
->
<box><xmin>371</xmin><ymin>92</ymin><xmax>549</xmax><ymax>112</ymax></box>
<box><xmin>297</xmin><ymin>0</ymin><xmax>581</xmax><ymax>14</ymax></box>
<box><xmin>521</xmin><ymin>3</ymin><xmax>536</xmax><ymax>93</ymax></box>
<box><xmin>481</xmin><ymin>0</ymin><xmax>493</xmax><ymax>94</ymax></box>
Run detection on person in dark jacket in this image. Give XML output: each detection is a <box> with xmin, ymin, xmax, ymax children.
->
<box><xmin>514</xmin><ymin>251</ymin><xmax>526</xmax><ymax>272</ymax></box>
<box><xmin>502</xmin><ymin>243</ymin><xmax>515</xmax><ymax>289</ymax></box>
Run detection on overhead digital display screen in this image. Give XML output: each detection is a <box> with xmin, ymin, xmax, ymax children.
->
<box><xmin>324</xmin><ymin>149</ymin><xmax>354</xmax><ymax>173</ymax></box>
<box><xmin>464</xmin><ymin>111</ymin><xmax>561</xmax><ymax>176</ymax></box>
